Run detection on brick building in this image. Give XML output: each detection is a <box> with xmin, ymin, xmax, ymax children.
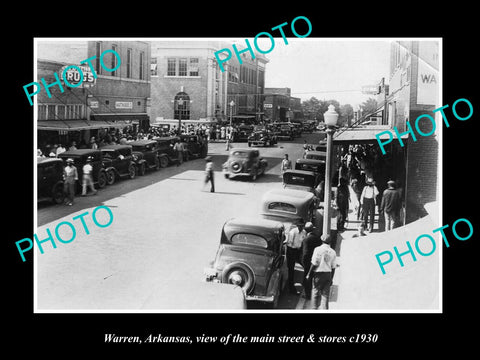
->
<box><xmin>36</xmin><ymin>40</ymin><xmax>150</xmax><ymax>151</ymax></box>
<box><xmin>387</xmin><ymin>40</ymin><xmax>440</xmax><ymax>223</ymax></box>
<box><xmin>264</xmin><ymin>87</ymin><xmax>303</xmax><ymax>122</ymax></box>
<box><xmin>149</xmin><ymin>40</ymin><xmax>268</xmax><ymax>129</ymax></box>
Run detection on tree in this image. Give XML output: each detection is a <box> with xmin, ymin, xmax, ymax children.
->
<box><xmin>359</xmin><ymin>98</ymin><xmax>378</xmax><ymax>118</ymax></box>
<box><xmin>339</xmin><ymin>104</ymin><xmax>354</xmax><ymax>126</ymax></box>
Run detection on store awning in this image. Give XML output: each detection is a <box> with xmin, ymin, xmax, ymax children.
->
<box><xmin>90</xmin><ymin>113</ymin><xmax>149</xmax><ymax>122</ymax></box>
<box><xmin>37</xmin><ymin>119</ymin><xmax>137</xmax><ymax>131</ymax></box>
<box><xmin>333</xmin><ymin>126</ymin><xmax>409</xmax><ymax>145</ymax></box>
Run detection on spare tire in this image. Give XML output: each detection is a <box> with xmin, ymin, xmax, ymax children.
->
<box><xmin>221</xmin><ymin>262</ymin><xmax>255</xmax><ymax>294</ymax></box>
<box><xmin>230</xmin><ymin>161</ymin><xmax>242</xmax><ymax>173</ymax></box>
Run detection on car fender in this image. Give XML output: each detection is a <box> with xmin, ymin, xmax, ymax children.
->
<box><xmin>104</xmin><ymin>166</ymin><xmax>117</xmax><ymax>174</ymax></box>
<box><xmin>265</xmin><ymin>268</ymin><xmax>283</xmax><ymax>298</ymax></box>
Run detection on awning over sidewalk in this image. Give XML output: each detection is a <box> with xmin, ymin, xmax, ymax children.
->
<box><xmin>37</xmin><ymin>120</ymin><xmax>127</xmax><ymax>131</ymax></box>
<box><xmin>333</xmin><ymin>126</ymin><xmax>409</xmax><ymax>145</ymax></box>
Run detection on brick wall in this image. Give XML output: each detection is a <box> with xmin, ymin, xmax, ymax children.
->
<box><xmin>405</xmin><ymin>109</ymin><xmax>439</xmax><ymax>223</ymax></box>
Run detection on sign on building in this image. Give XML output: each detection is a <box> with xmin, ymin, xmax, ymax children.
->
<box><xmin>361</xmin><ymin>85</ymin><xmax>380</xmax><ymax>95</ymax></box>
<box><xmin>264</xmin><ymin>103</ymin><xmax>273</xmax><ymax>108</ymax></box>
<box><xmin>115</xmin><ymin>101</ymin><xmax>133</xmax><ymax>109</ymax></box>
<box><xmin>59</xmin><ymin>65</ymin><xmax>96</xmax><ymax>87</ymax></box>
<box><xmin>416</xmin><ymin>41</ymin><xmax>439</xmax><ymax>106</ymax></box>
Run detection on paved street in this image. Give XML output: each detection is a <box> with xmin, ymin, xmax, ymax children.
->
<box><xmin>36</xmin><ymin>133</ymin><xmax>324</xmax><ymax>311</ymax></box>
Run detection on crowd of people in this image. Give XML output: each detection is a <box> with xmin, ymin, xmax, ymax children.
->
<box><xmin>333</xmin><ymin>144</ymin><xmax>403</xmax><ymax>233</ymax></box>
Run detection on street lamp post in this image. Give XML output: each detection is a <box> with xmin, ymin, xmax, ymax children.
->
<box><xmin>226</xmin><ymin>100</ymin><xmax>235</xmax><ymax>151</ymax></box>
<box><xmin>177</xmin><ymin>98</ymin><xmax>184</xmax><ymax>135</ymax></box>
<box><xmin>322</xmin><ymin>104</ymin><xmax>339</xmax><ymax>240</ymax></box>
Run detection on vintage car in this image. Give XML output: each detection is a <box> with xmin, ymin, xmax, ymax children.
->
<box><xmin>260</xmin><ymin>188</ymin><xmax>323</xmax><ymax>232</ymax></box>
<box><xmin>100</xmin><ymin>145</ymin><xmax>136</xmax><ymax>184</ymax></box>
<box><xmin>295</xmin><ymin>158</ymin><xmax>326</xmax><ymax>178</ymax></box>
<box><xmin>142</xmin><ymin>280</ymin><xmax>247</xmax><ymax>310</ymax></box>
<box><xmin>153</xmin><ymin>136</ymin><xmax>181</xmax><ymax>166</ymax></box>
<box><xmin>57</xmin><ymin>149</ymin><xmax>108</xmax><ymax>192</ymax></box>
<box><xmin>274</xmin><ymin>122</ymin><xmax>294</xmax><ymax>140</ymax></box>
<box><xmin>232</xmin><ymin>124</ymin><xmax>254</xmax><ymax>142</ymax></box>
<box><xmin>247</xmin><ymin>129</ymin><xmax>277</xmax><ymax>147</ymax></box>
<box><xmin>291</xmin><ymin>122</ymin><xmax>303</xmax><ymax>137</ymax></box>
<box><xmin>223</xmin><ymin>148</ymin><xmax>268</xmax><ymax>181</ymax></box>
<box><xmin>204</xmin><ymin>217</ymin><xmax>287</xmax><ymax>307</ymax></box>
<box><xmin>37</xmin><ymin>158</ymin><xmax>65</xmax><ymax>204</ymax></box>
<box><xmin>305</xmin><ymin>150</ymin><xmax>327</xmax><ymax>161</ymax></box>
<box><xmin>282</xmin><ymin>169</ymin><xmax>321</xmax><ymax>195</ymax></box>
<box><xmin>129</xmin><ymin>139</ymin><xmax>161</xmax><ymax>175</ymax></box>
<box><xmin>179</xmin><ymin>134</ymin><xmax>208</xmax><ymax>160</ymax></box>
<box><xmin>302</xmin><ymin>121</ymin><xmax>317</xmax><ymax>133</ymax></box>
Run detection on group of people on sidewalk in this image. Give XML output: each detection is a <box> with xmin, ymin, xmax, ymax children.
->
<box><xmin>284</xmin><ymin>220</ymin><xmax>338</xmax><ymax>310</ymax></box>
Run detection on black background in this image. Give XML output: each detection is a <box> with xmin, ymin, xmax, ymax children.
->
<box><xmin>6</xmin><ymin>4</ymin><xmax>477</xmax><ymax>356</ymax></box>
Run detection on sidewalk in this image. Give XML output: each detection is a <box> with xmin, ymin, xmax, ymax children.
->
<box><xmin>296</xmin><ymin>187</ymin><xmax>379</xmax><ymax>310</ymax></box>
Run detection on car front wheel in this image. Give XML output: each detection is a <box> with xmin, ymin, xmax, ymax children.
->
<box><xmin>128</xmin><ymin>164</ymin><xmax>136</xmax><ymax>179</ymax></box>
<box><xmin>52</xmin><ymin>183</ymin><xmax>64</xmax><ymax>204</ymax></box>
<box><xmin>97</xmin><ymin>171</ymin><xmax>107</xmax><ymax>188</ymax></box>
<box><xmin>106</xmin><ymin>169</ymin><xmax>116</xmax><ymax>185</ymax></box>
<box><xmin>159</xmin><ymin>156</ymin><xmax>168</xmax><ymax>168</ymax></box>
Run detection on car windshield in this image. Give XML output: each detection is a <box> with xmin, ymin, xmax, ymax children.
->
<box><xmin>284</xmin><ymin>173</ymin><xmax>316</xmax><ymax>187</ymax></box>
<box><xmin>267</xmin><ymin>202</ymin><xmax>297</xmax><ymax>214</ymax></box>
<box><xmin>231</xmin><ymin>233</ymin><xmax>268</xmax><ymax>248</ymax></box>
<box><xmin>101</xmin><ymin>151</ymin><xmax>115</xmax><ymax>159</ymax></box>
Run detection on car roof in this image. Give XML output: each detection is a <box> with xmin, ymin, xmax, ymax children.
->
<box><xmin>283</xmin><ymin>169</ymin><xmax>317</xmax><ymax>176</ymax></box>
<box><xmin>307</xmin><ymin>151</ymin><xmax>327</xmax><ymax>156</ymax></box>
<box><xmin>100</xmin><ymin>144</ymin><xmax>132</xmax><ymax>150</ymax></box>
<box><xmin>153</xmin><ymin>136</ymin><xmax>179</xmax><ymax>141</ymax></box>
<box><xmin>295</xmin><ymin>158</ymin><xmax>326</xmax><ymax>165</ymax></box>
<box><xmin>262</xmin><ymin>188</ymin><xmax>315</xmax><ymax>204</ymax></box>
<box><xmin>128</xmin><ymin>139</ymin><xmax>157</xmax><ymax>146</ymax></box>
<box><xmin>37</xmin><ymin>157</ymin><xmax>63</xmax><ymax>165</ymax></box>
<box><xmin>230</xmin><ymin>147</ymin><xmax>258</xmax><ymax>153</ymax></box>
<box><xmin>224</xmin><ymin>217</ymin><xmax>284</xmax><ymax>233</ymax></box>
<box><xmin>58</xmin><ymin>149</ymin><xmax>101</xmax><ymax>157</ymax></box>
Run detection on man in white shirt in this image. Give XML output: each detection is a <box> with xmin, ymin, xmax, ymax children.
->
<box><xmin>285</xmin><ymin>220</ymin><xmax>307</xmax><ymax>295</ymax></box>
<box><xmin>307</xmin><ymin>234</ymin><xmax>338</xmax><ymax>309</ymax></box>
<box><xmin>204</xmin><ymin>156</ymin><xmax>215</xmax><ymax>192</ymax></box>
<box><xmin>360</xmin><ymin>177</ymin><xmax>379</xmax><ymax>232</ymax></box>
<box><xmin>81</xmin><ymin>156</ymin><xmax>97</xmax><ymax>196</ymax></box>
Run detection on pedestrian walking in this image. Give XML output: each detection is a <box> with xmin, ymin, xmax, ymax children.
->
<box><xmin>380</xmin><ymin>180</ymin><xmax>402</xmax><ymax>231</ymax></box>
<box><xmin>285</xmin><ymin>219</ymin><xmax>307</xmax><ymax>295</ymax></box>
<box><xmin>351</xmin><ymin>177</ymin><xmax>363</xmax><ymax>220</ymax></box>
<box><xmin>301</xmin><ymin>222</ymin><xmax>322</xmax><ymax>300</ymax></box>
<box><xmin>306</xmin><ymin>234</ymin><xmax>338</xmax><ymax>310</ymax></box>
<box><xmin>63</xmin><ymin>158</ymin><xmax>78</xmax><ymax>206</ymax></box>
<box><xmin>360</xmin><ymin>177</ymin><xmax>379</xmax><ymax>232</ymax></box>
<box><xmin>204</xmin><ymin>156</ymin><xmax>215</xmax><ymax>192</ymax></box>
<box><xmin>81</xmin><ymin>156</ymin><xmax>97</xmax><ymax>196</ymax></box>
<box><xmin>280</xmin><ymin>154</ymin><xmax>292</xmax><ymax>176</ymax></box>
<box><xmin>173</xmin><ymin>139</ymin><xmax>183</xmax><ymax>166</ymax></box>
<box><xmin>68</xmin><ymin>141</ymin><xmax>77</xmax><ymax>151</ymax></box>
<box><xmin>56</xmin><ymin>144</ymin><xmax>66</xmax><ymax>156</ymax></box>
<box><xmin>336</xmin><ymin>177</ymin><xmax>350</xmax><ymax>231</ymax></box>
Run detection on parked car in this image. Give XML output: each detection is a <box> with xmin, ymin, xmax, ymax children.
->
<box><xmin>302</xmin><ymin>121</ymin><xmax>317</xmax><ymax>133</ymax></box>
<box><xmin>305</xmin><ymin>150</ymin><xmax>327</xmax><ymax>161</ymax></box>
<box><xmin>204</xmin><ymin>217</ymin><xmax>287</xmax><ymax>308</ymax></box>
<box><xmin>282</xmin><ymin>169</ymin><xmax>321</xmax><ymax>194</ymax></box>
<box><xmin>232</xmin><ymin>125</ymin><xmax>254</xmax><ymax>142</ymax></box>
<box><xmin>223</xmin><ymin>148</ymin><xmax>268</xmax><ymax>181</ymax></box>
<box><xmin>153</xmin><ymin>136</ymin><xmax>181</xmax><ymax>167</ymax></box>
<box><xmin>100</xmin><ymin>145</ymin><xmax>136</xmax><ymax>184</ymax></box>
<box><xmin>247</xmin><ymin>130</ymin><xmax>277</xmax><ymax>147</ymax></box>
<box><xmin>260</xmin><ymin>188</ymin><xmax>323</xmax><ymax>232</ymax></box>
<box><xmin>179</xmin><ymin>134</ymin><xmax>208</xmax><ymax>160</ymax></box>
<box><xmin>129</xmin><ymin>139</ymin><xmax>161</xmax><ymax>175</ymax></box>
<box><xmin>37</xmin><ymin>158</ymin><xmax>65</xmax><ymax>204</ymax></box>
<box><xmin>282</xmin><ymin>169</ymin><xmax>322</xmax><ymax>207</ymax></box>
<box><xmin>58</xmin><ymin>149</ymin><xmax>108</xmax><ymax>192</ymax></box>
<box><xmin>142</xmin><ymin>280</ymin><xmax>247</xmax><ymax>310</ymax></box>
<box><xmin>295</xmin><ymin>158</ymin><xmax>326</xmax><ymax>178</ymax></box>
